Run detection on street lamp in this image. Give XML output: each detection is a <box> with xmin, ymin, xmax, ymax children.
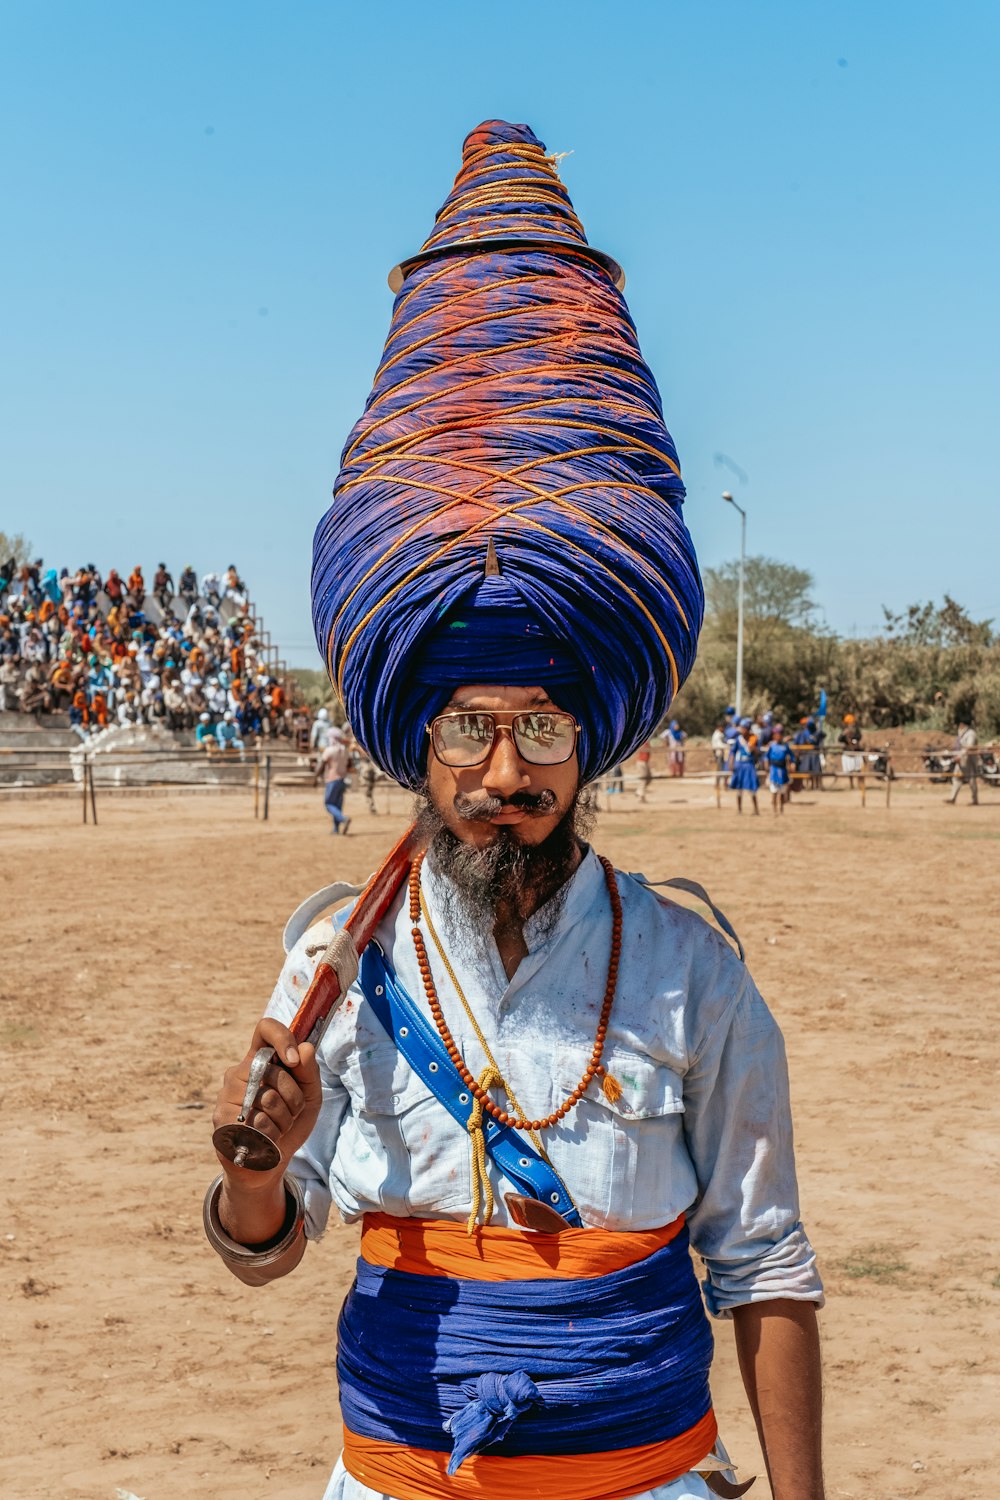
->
<box><xmin>722</xmin><ymin>491</ymin><xmax>746</xmax><ymax>718</ymax></box>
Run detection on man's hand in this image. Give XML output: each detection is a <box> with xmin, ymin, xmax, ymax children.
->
<box><xmin>213</xmin><ymin>1017</ymin><xmax>324</xmax><ymax>1180</ymax></box>
<box><xmin>210</xmin><ymin>1018</ymin><xmax>323</xmax><ymax>1282</ymax></box>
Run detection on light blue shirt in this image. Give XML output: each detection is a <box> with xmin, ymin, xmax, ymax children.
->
<box><xmin>266</xmin><ymin>846</ymin><xmax>823</xmax><ymax>1318</ymax></box>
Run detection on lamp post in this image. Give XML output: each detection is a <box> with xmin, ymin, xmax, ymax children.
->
<box><xmin>722</xmin><ymin>491</ymin><xmax>746</xmax><ymax>718</ymax></box>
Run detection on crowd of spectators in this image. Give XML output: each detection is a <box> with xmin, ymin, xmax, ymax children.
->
<box><xmin>0</xmin><ymin>556</ymin><xmax>299</xmax><ymax>743</ymax></box>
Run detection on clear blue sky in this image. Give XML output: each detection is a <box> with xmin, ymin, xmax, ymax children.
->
<box><xmin>2</xmin><ymin>0</ymin><xmax>997</xmax><ymax>666</ymax></box>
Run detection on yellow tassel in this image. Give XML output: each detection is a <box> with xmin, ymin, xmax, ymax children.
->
<box><xmin>466</xmin><ymin>1066</ymin><xmax>503</xmax><ymax>1235</ymax></box>
<box><xmin>600</xmin><ymin>1071</ymin><xmax>623</xmax><ymax>1105</ymax></box>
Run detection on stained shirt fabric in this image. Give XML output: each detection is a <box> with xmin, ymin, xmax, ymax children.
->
<box><xmin>264</xmin><ymin>846</ymin><xmax>823</xmax><ymax>1319</ymax></box>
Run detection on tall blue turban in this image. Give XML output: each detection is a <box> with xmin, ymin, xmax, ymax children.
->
<box><xmin>312</xmin><ymin>120</ymin><xmax>703</xmax><ymax>787</ymax></box>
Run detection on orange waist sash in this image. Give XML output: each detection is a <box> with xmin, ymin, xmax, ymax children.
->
<box><xmin>342</xmin><ymin>1413</ymin><xmax>718</xmax><ymax>1500</ymax></box>
<box><xmin>360</xmin><ymin>1210</ymin><xmax>686</xmax><ymax>1280</ymax></box>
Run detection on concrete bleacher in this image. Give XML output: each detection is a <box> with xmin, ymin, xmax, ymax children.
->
<box><xmin>0</xmin><ymin>578</ymin><xmax>292</xmax><ymax>789</ymax></box>
<box><xmin>0</xmin><ymin>710</ymin><xmax>79</xmax><ymax>786</ymax></box>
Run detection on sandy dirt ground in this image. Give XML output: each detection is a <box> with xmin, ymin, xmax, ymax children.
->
<box><xmin>2</xmin><ymin>769</ymin><xmax>998</xmax><ymax>1500</ymax></box>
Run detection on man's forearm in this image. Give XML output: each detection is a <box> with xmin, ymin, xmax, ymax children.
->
<box><xmin>732</xmin><ymin>1298</ymin><xmax>824</xmax><ymax>1500</ymax></box>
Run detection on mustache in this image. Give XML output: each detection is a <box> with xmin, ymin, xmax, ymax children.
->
<box><xmin>453</xmin><ymin>788</ymin><xmax>558</xmax><ymax>821</ymax></box>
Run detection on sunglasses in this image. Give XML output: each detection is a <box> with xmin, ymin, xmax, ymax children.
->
<box><xmin>427</xmin><ymin>709</ymin><xmax>580</xmax><ymax>768</ymax></box>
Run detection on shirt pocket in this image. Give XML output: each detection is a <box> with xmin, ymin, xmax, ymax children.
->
<box><xmin>549</xmin><ymin>1045</ymin><xmax>691</xmax><ymax>1229</ymax></box>
<box><xmin>339</xmin><ymin>1039</ymin><xmax>471</xmax><ymax>1215</ymax></box>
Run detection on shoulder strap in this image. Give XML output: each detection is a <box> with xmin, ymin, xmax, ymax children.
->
<box><xmin>282</xmin><ymin>879</ymin><xmax>364</xmax><ymax>955</ymax></box>
<box><xmin>359</xmin><ymin>943</ymin><xmax>582</xmax><ymax>1228</ymax></box>
<box><xmin>629</xmin><ymin>874</ymin><xmax>746</xmax><ymax>963</ymax></box>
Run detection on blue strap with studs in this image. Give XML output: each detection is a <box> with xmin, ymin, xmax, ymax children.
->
<box><xmin>359</xmin><ymin>942</ymin><xmax>582</xmax><ymax>1227</ymax></box>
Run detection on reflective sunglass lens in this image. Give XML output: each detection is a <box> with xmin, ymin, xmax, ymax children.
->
<box><xmin>434</xmin><ymin>713</ymin><xmax>494</xmax><ymax>765</ymax></box>
<box><xmin>513</xmin><ymin>712</ymin><xmax>576</xmax><ymax>763</ymax></box>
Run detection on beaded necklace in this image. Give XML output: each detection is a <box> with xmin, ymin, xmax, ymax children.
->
<box><xmin>408</xmin><ymin>851</ymin><xmax>624</xmax><ymax>1133</ymax></box>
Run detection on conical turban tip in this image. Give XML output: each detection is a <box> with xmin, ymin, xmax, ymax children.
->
<box><xmin>388</xmin><ymin>118</ymin><xmax>624</xmax><ymax>291</ymax></box>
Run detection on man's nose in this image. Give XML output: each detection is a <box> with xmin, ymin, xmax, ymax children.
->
<box><xmin>482</xmin><ymin>725</ymin><xmax>531</xmax><ymax>795</ymax></box>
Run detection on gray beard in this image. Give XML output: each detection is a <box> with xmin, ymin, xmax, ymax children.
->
<box><xmin>413</xmin><ymin>789</ymin><xmax>595</xmax><ymax>952</ymax></box>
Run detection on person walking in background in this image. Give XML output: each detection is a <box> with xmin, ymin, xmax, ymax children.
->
<box><xmin>838</xmin><ymin>714</ymin><xmax>864</xmax><ymax>789</ymax></box>
<box><xmin>947</xmin><ymin>719</ymin><xmax>979</xmax><ymax>805</ymax></box>
<box><xmin>729</xmin><ymin>717</ymin><xmax>760</xmax><ymax>815</ymax></box>
<box><xmin>765</xmin><ymin>725</ymin><xmax>794</xmax><ymax>815</ymax></box>
<box><xmin>314</xmin><ymin>724</ymin><xmax>351</xmax><ymax>833</ymax></box>
<box><xmin>634</xmin><ymin>739</ymin><xmax>652</xmax><ymax>801</ymax></box>
<box><xmin>354</xmin><ymin>749</ymin><xmax>381</xmax><ymax>814</ymax></box>
<box><xmin>662</xmin><ymin>718</ymin><xmax>686</xmax><ymax>777</ymax></box>
<box><xmin>711</xmin><ymin>720</ymin><xmax>728</xmax><ymax>787</ymax></box>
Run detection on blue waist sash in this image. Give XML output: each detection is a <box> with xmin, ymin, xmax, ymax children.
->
<box><xmin>337</xmin><ymin>1223</ymin><xmax>714</xmax><ymax>1468</ymax></box>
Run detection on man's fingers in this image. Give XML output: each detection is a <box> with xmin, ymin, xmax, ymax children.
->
<box><xmin>248</xmin><ymin>1016</ymin><xmax>302</xmax><ymax>1070</ymax></box>
<box><xmin>289</xmin><ymin>1043</ymin><xmax>322</xmax><ymax>1104</ymax></box>
<box><xmin>247</xmin><ymin>1108</ymin><xmax>282</xmax><ymax>1142</ymax></box>
<box><xmin>256</xmin><ymin>1087</ymin><xmax>295</xmax><ymax>1136</ymax></box>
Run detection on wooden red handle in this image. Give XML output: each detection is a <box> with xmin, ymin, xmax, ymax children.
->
<box><xmin>287</xmin><ymin>822</ymin><xmax>420</xmax><ymax>1045</ymax></box>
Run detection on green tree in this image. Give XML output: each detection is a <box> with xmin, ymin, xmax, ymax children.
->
<box><xmin>703</xmin><ymin>556</ymin><xmax>816</xmax><ymax>628</ymax></box>
<box><xmin>881</xmin><ymin>595</ymin><xmax>994</xmax><ymax>649</ymax></box>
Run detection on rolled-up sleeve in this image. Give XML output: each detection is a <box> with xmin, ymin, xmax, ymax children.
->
<box><xmin>263</xmin><ymin>936</ymin><xmax>351</xmax><ymax>1241</ymax></box>
<box><xmin>682</xmin><ymin>974</ymin><xmax>824</xmax><ymax>1318</ymax></box>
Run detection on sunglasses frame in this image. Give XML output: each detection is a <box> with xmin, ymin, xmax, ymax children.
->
<box><xmin>426</xmin><ymin>709</ymin><xmax>580</xmax><ymax>768</ymax></box>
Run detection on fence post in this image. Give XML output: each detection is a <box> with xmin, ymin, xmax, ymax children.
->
<box><xmin>254</xmin><ymin>748</ymin><xmax>261</xmax><ymax>820</ymax></box>
<box><xmin>263</xmin><ymin>754</ymin><xmax>272</xmax><ymax>821</ymax></box>
<box><xmin>82</xmin><ymin>756</ymin><xmax>88</xmax><ymax>824</ymax></box>
<box><xmin>859</xmin><ymin>769</ymin><xmax>866</xmax><ymax>809</ymax></box>
<box><xmin>886</xmin><ymin>759</ymin><xmax>892</xmax><ymax>808</ymax></box>
<box><xmin>88</xmin><ymin>760</ymin><xmax>98</xmax><ymax>825</ymax></box>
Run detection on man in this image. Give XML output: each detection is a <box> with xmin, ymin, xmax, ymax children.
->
<box><xmin>211</xmin><ymin>684</ymin><xmax>823</xmax><ymax>1500</ymax></box>
<box><xmin>216</xmin><ymin>708</ymin><xmax>245</xmax><ymax>757</ymax></box>
<box><xmin>633</xmin><ymin>738</ymin><xmax>653</xmax><ymax>802</ymax></box>
<box><xmin>837</xmin><ymin>715</ymin><xmax>864</xmax><ymax>790</ymax></box>
<box><xmin>207</xmin><ymin>118</ymin><xmax>823</xmax><ymax>1500</ymax></box>
<box><xmin>195</xmin><ymin>710</ymin><xmax>217</xmax><ymax>752</ymax></box>
<box><xmin>178</xmin><ymin>564</ymin><xmax>199</xmax><ymax>609</ymax></box>
<box><xmin>201</xmin><ymin>569</ymin><xmax>223</xmax><ymax>606</ymax></box>
<box><xmin>153</xmin><ymin>562</ymin><xmax>174</xmax><ymax>611</ymax></box>
<box><xmin>314</xmin><ymin>725</ymin><xmax>351</xmax><ymax>834</ymax></box>
<box><xmin>947</xmin><ymin>719</ymin><xmax>979</xmax><ymax>805</ymax></box>
<box><xmin>765</xmin><ymin>724</ymin><xmax>794</xmax><ymax>815</ymax></box>
<box><xmin>311</xmin><ymin>705</ymin><xmax>333</xmax><ymax>751</ymax></box>
<box><xmin>710</xmin><ymin>721</ymin><xmax>728</xmax><ymax>785</ymax></box>
<box><xmin>662</xmin><ymin>718</ymin><xmax>686</xmax><ymax>777</ymax></box>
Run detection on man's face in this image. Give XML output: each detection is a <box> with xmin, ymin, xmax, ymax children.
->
<box><xmin>425</xmin><ymin>684</ymin><xmax>581</xmax><ymax>848</ymax></box>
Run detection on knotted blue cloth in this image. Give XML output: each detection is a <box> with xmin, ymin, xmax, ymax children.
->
<box><xmin>444</xmin><ymin>1371</ymin><xmax>542</xmax><ymax>1473</ymax></box>
<box><xmin>312</xmin><ymin>120</ymin><xmax>703</xmax><ymax>788</ymax></box>
<box><xmin>337</xmin><ymin>1225</ymin><xmax>714</xmax><ymax>1463</ymax></box>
